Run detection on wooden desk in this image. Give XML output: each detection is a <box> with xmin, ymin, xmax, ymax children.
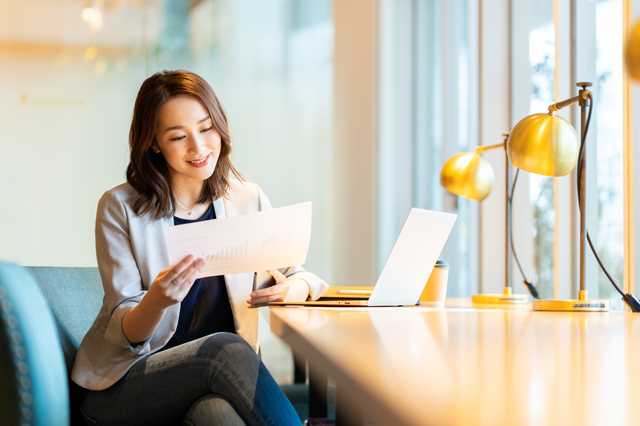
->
<box><xmin>270</xmin><ymin>306</ymin><xmax>640</xmax><ymax>426</ymax></box>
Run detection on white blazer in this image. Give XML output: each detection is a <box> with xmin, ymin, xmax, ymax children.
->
<box><xmin>71</xmin><ymin>180</ymin><xmax>328</xmax><ymax>390</ymax></box>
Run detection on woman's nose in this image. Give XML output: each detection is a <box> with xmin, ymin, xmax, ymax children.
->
<box><xmin>188</xmin><ymin>132</ymin><xmax>206</xmax><ymax>152</ymax></box>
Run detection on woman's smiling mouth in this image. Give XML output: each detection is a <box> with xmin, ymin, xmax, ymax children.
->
<box><xmin>186</xmin><ymin>154</ymin><xmax>211</xmax><ymax>168</ymax></box>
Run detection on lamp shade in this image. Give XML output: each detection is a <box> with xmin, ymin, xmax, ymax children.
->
<box><xmin>626</xmin><ymin>17</ymin><xmax>640</xmax><ymax>81</ymax></box>
<box><xmin>507</xmin><ymin>113</ymin><xmax>579</xmax><ymax>177</ymax></box>
<box><xmin>440</xmin><ymin>152</ymin><xmax>495</xmax><ymax>201</ymax></box>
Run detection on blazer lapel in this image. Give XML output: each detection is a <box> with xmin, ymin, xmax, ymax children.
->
<box><xmin>160</xmin><ymin>215</ymin><xmax>181</xmax><ymax>333</ymax></box>
<box><xmin>213</xmin><ymin>197</ymin><xmax>226</xmax><ymax>219</ymax></box>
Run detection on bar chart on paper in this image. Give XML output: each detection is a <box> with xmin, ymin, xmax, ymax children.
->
<box><xmin>165</xmin><ymin>202</ymin><xmax>312</xmax><ymax>277</ymax></box>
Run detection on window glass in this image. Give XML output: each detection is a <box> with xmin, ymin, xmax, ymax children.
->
<box><xmin>377</xmin><ymin>0</ymin><xmax>475</xmax><ymax>297</ymax></box>
<box><xmin>414</xmin><ymin>0</ymin><xmax>473</xmax><ymax>297</ymax></box>
<box><xmin>451</xmin><ymin>0</ymin><xmax>472</xmax><ymax>295</ymax></box>
<box><xmin>528</xmin><ymin>3</ymin><xmax>556</xmax><ymax>298</ymax></box>
<box><xmin>594</xmin><ymin>0</ymin><xmax>624</xmax><ymax>307</ymax></box>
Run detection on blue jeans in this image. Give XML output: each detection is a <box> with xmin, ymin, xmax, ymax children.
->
<box><xmin>80</xmin><ymin>332</ymin><xmax>301</xmax><ymax>426</ymax></box>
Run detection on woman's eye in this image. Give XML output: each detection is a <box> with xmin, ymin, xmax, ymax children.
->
<box><xmin>170</xmin><ymin>135</ymin><xmax>186</xmax><ymax>141</ymax></box>
<box><xmin>201</xmin><ymin>126</ymin><xmax>213</xmax><ymax>133</ymax></box>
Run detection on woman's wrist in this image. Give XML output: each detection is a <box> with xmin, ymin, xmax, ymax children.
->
<box><xmin>122</xmin><ymin>295</ymin><xmax>168</xmax><ymax>345</ymax></box>
<box><xmin>287</xmin><ymin>276</ymin><xmax>310</xmax><ymax>302</ymax></box>
<box><xmin>139</xmin><ymin>289</ymin><xmax>172</xmax><ymax>314</ymax></box>
<box><xmin>144</xmin><ymin>283</ymin><xmax>178</xmax><ymax>311</ymax></box>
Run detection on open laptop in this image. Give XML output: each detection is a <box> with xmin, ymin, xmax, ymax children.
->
<box><xmin>268</xmin><ymin>208</ymin><xmax>457</xmax><ymax>307</ymax></box>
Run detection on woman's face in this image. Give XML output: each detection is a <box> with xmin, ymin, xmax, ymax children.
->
<box><xmin>154</xmin><ymin>95</ymin><xmax>221</xmax><ymax>188</ymax></box>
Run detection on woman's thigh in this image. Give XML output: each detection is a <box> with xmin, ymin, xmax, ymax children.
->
<box><xmin>81</xmin><ymin>333</ymin><xmax>270</xmax><ymax>426</ymax></box>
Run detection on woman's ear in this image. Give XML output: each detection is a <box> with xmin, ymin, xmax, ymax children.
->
<box><xmin>151</xmin><ymin>143</ymin><xmax>160</xmax><ymax>154</ymax></box>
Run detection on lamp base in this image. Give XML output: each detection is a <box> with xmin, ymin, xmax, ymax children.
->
<box><xmin>532</xmin><ymin>290</ymin><xmax>610</xmax><ymax>312</ymax></box>
<box><xmin>532</xmin><ymin>299</ymin><xmax>610</xmax><ymax>312</ymax></box>
<box><xmin>471</xmin><ymin>288</ymin><xmax>531</xmax><ymax>305</ymax></box>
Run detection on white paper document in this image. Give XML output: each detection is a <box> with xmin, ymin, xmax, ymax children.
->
<box><xmin>165</xmin><ymin>202</ymin><xmax>312</xmax><ymax>278</ymax></box>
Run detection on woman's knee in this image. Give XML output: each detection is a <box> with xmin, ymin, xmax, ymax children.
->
<box><xmin>181</xmin><ymin>394</ymin><xmax>246</xmax><ymax>426</ymax></box>
<box><xmin>206</xmin><ymin>331</ymin><xmax>248</xmax><ymax>346</ymax></box>
<box><xmin>197</xmin><ymin>333</ymin><xmax>258</xmax><ymax>364</ymax></box>
<box><xmin>188</xmin><ymin>333</ymin><xmax>262</xmax><ymax>392</ymax></box>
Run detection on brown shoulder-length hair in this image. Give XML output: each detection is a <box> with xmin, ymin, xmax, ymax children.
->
<box><xmin>126</xmin><ymin>69</ymin><xmax>243</xmax><ymax>219</ymax></box>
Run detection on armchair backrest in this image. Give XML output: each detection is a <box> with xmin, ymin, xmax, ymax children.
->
<box><xmin>26</xmin><ymin>267</ymin><xmax>103</xmax><ymax>373</ymax></box>
<box><xmin>0</xmin><ymin>262</ymin><xmax>70</xmax><ymax>426</ymax></box>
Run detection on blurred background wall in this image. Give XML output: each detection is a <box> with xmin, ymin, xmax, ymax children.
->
<box><xmin>0</xmin><ymin>0</ymin><xmax>336</xmax><ymax>383</ymax></box>
<box><xmin>0</xmin><ymin>0</ymin><xmax>334</xmax><ymax>284</ymax></box>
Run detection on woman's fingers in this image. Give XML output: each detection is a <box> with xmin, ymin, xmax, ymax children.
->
<box><xmin>253</xmin><ymin>280</ymin><xmax>284</xmax><ymax>297</ymax></box>
<box><xmin>268</xmin><ymin>269</ymin><xmax>286</xmax><ymax>284</ymax></box>
<box><xmin>175</xmin><ymin>258</ymin><xmax>206</xmax><ymax>287</ymax></box>
<box><xmin>168</xmin><ymin>255</ymin><xmax>205</xmax><ymax>287</ymax></box>
<box><xmin>247</xmin><ymin>273</ymin><xmax>310</xmax><ymax>308</ymax></box>
<box><xmin>248</xmin><ymin>286</ymin><xmax>283</xmax><ymax>304</ymax></box>
<box><xmin>166</xmin><ymin>254</ymin><xmax>194</xmax><ymax>281</ymax></box>
<box><xmin>147</xmin><ymin>256</ymin><xmax>205</xmax><ymax>310</ymax></box>
<box><xmin>247</xmin><ymin>272</ymin><xmax>290</xmax><ymax>307</ymax></box>
<box><xmin>183</xmin><ymin>259</ymin><xmax>206</xmax><ymax>284</ymax></box>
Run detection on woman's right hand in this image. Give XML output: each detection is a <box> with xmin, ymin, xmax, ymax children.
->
<box><xmin>146</xmin><ymin>254</ymin><xmax>206</xmax><ymax>309</ymax></box>
<box><xmin>122</xmin><ymin>254</ymin><xmax>205</xmax><ymax>345</ymax></box>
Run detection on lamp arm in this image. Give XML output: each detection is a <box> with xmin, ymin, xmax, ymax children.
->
<box><xmin>548</xmin><ymin>92</ymin><xmax>592</xmax><ymax>113</ymax></box>
<box><xmin>475</xmin><ymin>142</ymin><xmax>505</xmax><ymax>154</ymax></box>
<box><xmin>548</xmin><ymin>95</ymin><xmax>580</xmax><ymax>113</ymax></box>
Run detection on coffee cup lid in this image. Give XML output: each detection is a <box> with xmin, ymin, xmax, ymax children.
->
<box><xmin>434</xmin><ymin>260</ymin><xmax>450</xmax><ymax>268</ymax></box>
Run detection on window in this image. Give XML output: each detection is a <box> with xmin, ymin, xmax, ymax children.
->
<box><xmin>528</xmin><ymin>1</ymin><xmax>556</xmax><ymax>298</ymax></box>
<box><xmin>594</xmin><ymin>0</ymin><xmax>624</xmax><ymax>306</ymax></box>
<box><xmin>574</xmin><ymin>0</ymin><xmax>626</xmax><ymax>307</ymax></box>
<box><xmin>378</xmin><ymin>0</ymin><xmax>477</xmax><ymax>297</ymax></box>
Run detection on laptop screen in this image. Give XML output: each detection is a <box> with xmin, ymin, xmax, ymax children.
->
<box><xmin>368</xmin><ymin>208</ymin><xmax>457</xmax><ymax>306</ymax></box>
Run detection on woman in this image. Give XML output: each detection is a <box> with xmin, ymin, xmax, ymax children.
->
<box><xmin>71</xmin><ymin>70</ymin><xmax>329</xmax><ymax>425</ymax></box>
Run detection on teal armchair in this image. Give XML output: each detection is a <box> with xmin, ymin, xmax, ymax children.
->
<box><xmin>0</xmin><ymin>263</ymin><xmax>311</xmax><ymax>425</ymax></box>
<box><xmin>0</xmin><ymin>263</ymin><xmax>103</xmax><ymax>426</ymax></box>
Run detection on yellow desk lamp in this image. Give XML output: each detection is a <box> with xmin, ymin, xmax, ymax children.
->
<box><xmin>440</xmin><ymin>134</ymin><xmax>531</xmax><ymax>305</ymax></box>
<box><xmin>607</xmin><ymin>20</ymin><xmax>640</xmax><ymax>313</ymax></box>
<box><xmin>626</xmin><ymin>17</ymin><xmax>640</xmax><ymax>81</ymax></box>
<box><xmin>508</xmin><ymin>82</ymin><xmax>611</xmax><ymax>312</ymax></box>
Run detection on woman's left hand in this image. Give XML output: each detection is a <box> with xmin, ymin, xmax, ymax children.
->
<box><xmin>246</xmin><ymin>269</ymin><xmax>310</xmax><ymax>308</ymax></box>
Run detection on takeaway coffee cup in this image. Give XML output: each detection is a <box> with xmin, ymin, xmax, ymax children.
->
<box><xmin>419</xmin><ymin>260</ymin><xmax>450</xmax><ymax>307</ymax></box>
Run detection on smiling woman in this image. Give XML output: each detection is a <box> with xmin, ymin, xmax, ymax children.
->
<box><xmin>126</xmin><ymin>71</ymin><xmax>240</xmax><ymax>221</ymax></box>
<box><xmin>70</xmin><ymin>70</ymin><xmax>329</xmax><ymax>426</ymax></box>
<box><xmin>153</xmin><ymin>95</ymin><xmax>224</xmax><ymax>218</ymax></box>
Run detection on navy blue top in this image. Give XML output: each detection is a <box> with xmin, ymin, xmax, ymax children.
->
<box><xmin>163</xmin><ymin>204</ymin><xmax>236</xmax><ymax>350</ymax></box>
